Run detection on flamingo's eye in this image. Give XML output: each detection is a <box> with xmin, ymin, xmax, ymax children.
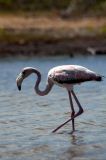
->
<box><xmin>22</xmin><ymin>71</ymin><xmax>25</xmax><ymax>76</ymax></box>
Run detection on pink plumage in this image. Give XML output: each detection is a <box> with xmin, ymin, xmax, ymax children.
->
<box><xmin>48</xmin><ymin>65</ymin><xmax>102</xmax><ymax>86</ymax></box>
<box><xmin>16</xmin><ymin>65</ymin><xmax>102</xmax><ymax>133</ymax></box>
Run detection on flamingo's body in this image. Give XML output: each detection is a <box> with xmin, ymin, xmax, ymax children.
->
<box><xmin>16</xmin><ymin>65</ymin><xmax>102</xmax><ymax>133</ymax></box>
<box><xmin>48</xmin><ymin>65</ymin><xmax>101</xmax><ymax>88</ymax></box>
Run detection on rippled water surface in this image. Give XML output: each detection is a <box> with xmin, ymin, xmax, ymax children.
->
<box><xmin>0</xmin><ymin>55</ymin><xmax>106</xmax><ymax>160</ymax></box>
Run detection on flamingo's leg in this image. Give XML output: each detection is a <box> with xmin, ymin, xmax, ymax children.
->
<box><xmin>68</xmin><ymin>91</ymin><xmax>75</xmax><ymax>132</ymax></box>
<box><xmin>71</xmin><ymin>90</ymin><xmax>84</xmax><ymax>117</ymax></box>
<box><xmin>52</xmin><ymin>90</ymin><xmax>84</xmax><ymax>133</ymax></box>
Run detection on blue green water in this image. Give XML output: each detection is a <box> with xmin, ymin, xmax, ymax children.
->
<box><xmin>0</xmin><ymin>55</ymin><xmax>106</xmax><ymax>160</ymax></box>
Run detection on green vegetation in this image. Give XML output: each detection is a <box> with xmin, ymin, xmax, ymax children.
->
<box><xmin>0</xmin><ymin>25</ymin><xmax>106</xmax><ymax>45</ymax></box>
<box><xmin>0</xmin><ymin>28</ymin><xmax>62</xmax><ymax>44</ymax></box>
<box><xmin>99</xmin><ymin>26</ymin><xmax>106</xmax><ymax>34</ymax></box>
<box><xmin>0</xmin><ymin>0</ymin><xmax>106</xmax><ymax>16</ymax></box>
<box><xmin>0</xmin><ymin>0</ymin><xmax>70</xmax><ymax>11</ymax></box>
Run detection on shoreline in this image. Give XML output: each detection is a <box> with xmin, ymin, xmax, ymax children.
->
<box><xmin>0</xmin><ymin>36</ymin><xmax>106</xmax><ymax>57</ymax></box>
<box><xmin>0</xmin><ymin>15</ymin><xmax>106</xmax><ymax>57</ymax></box>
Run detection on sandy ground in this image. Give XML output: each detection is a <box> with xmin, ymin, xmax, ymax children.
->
<box><xmin>0</xmin><ymin>15</ymin><xmax>106</xmax><ymax>30</ymax></box>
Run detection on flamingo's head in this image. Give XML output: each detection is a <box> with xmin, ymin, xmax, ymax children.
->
<box><xmin>16</xmin><ymin>67</ymin><xmax>35</xmax><ymax>91</ymax></box>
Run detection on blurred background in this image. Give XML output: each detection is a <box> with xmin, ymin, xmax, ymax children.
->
<box><xmin>0</xmin><ymin>1</ymin><xmax>106</xmax><ymax>160</ymax></box>
<box><xmin>0</xmin><ymin>0</ymin><xmax>106</xmax><ymax>57</ymax></box>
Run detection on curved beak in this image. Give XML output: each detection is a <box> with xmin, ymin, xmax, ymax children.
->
<box><xmin>16</xmin><ymin>73</ymin><xmax>23</xmax><ymax>91</ymax></box>
<box><xmin>18</xmin><ymin>85</ymin><xmax>21</xmax><ymax>91</ymax></box>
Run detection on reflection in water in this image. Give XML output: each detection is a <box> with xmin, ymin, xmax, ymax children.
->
<box><xmin>71</xmin><ymin>134</ymin><xmax>84</xmax><ymax>145</ymax></box>
<box><xmin>0</xmin><ymin>55</ymin><xmax>106</xmax><ymax>160</ymax></box>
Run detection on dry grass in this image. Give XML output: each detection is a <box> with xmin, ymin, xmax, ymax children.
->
<box><xmin>0</xmin><ymin>14</ymin><xmax>106</xmax><ymax>31</ymax></box>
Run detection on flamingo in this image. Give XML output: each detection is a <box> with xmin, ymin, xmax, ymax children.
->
<box><xmin>16</xmin><ymin>65</ymin><xmax>102</xmax><ymax>133</ymax></box>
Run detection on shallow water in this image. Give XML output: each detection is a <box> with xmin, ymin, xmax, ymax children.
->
<box><xmin>0</xmin><ymin>55</ymin><xmax>106</xmax><ymax>160</ymax></box>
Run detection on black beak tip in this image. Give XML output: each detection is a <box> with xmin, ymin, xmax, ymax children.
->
<box><xmin>18</xmin><ymin>86</ymin><xmax>21</xmax><ymax>91</ymax></box>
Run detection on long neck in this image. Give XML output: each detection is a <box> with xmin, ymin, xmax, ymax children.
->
<box><xmin>34</xmin><ymin>69</ymin><xmax>53</xmax><ymax>96</ymax></box>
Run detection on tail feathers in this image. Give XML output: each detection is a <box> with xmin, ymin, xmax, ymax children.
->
<box><xmin>96</xmin><ymin>75</ymin><xmax>104</xmax><ymax>81</ymax></box>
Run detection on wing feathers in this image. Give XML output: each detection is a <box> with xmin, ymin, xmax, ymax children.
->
<box><xmin>52</xmin><ymin>69</ymin><xmax>100</xmax><ymax>84</ymax></box>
